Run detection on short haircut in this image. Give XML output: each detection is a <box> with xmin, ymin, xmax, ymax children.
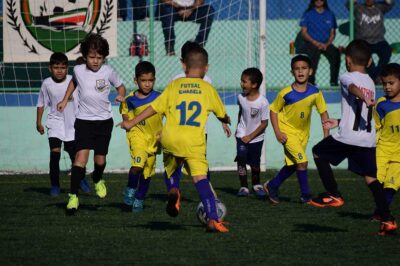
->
<box><xmin>135</xmin><ymin>61</ymin><xmax>156</xmax><ymax>78</ymax></box>
<box><xmin>291</xmin><ymin>54</ymin><xmax>311</xmax><ymax>69</ymax></box>
<box><xmin>181</xmin><ymin>41</ymin><xmax>201</xmax><ymax>61</ymax></box>
<box><xmin>381</xmin><ymin>63</ymin><xmax>400</xmax><ymax>79</ymax></box>
<box><xmin>80</xmin><ymin>33</ymin><xmax>109</xmax><ymax>58</ymax></box>
<box><xmin>50</xmin><ymin>52</ymin><xmax>68</xmax><ymax>66</ymax></box>
<box><xmin>184</xmin><ymin>46</ymin><xmax>208</xmax><ymax>69</ymax></box>
<box><xmin>242</xmin><ymin>68</ymin><xmax>263</xmax><ymax>89</ymax></box>
<box><xmin>345</xmin><ymin>39</ymin><xmax>371</xmax><ymax>66</ymax></box>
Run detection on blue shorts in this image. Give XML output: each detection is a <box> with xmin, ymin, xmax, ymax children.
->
<box><xmin>235</xmin><ymin>138</ymin><xmax>263</xmax><ymax>167</ymax></box>
<box><xmin>312</xmin><ymin>136</ymin><xmax>376</xmax><ymax>178</ymax></box>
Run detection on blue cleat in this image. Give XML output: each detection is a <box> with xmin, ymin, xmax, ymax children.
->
<box><xmin>263</xmin><ymin>180</ymin><xmax>280</xmax><ymax>204</ymax></box>
<box><xmin>132</xmin><ymin>198</ymin><xmax>144</xmax><ymax>212</ymax></box>
<box><xmin>80</xmin><ymin>178</ymin><xmax>91</xmax><ymax>193</ymax></box>
<box><xmin>123</xmin><ymin>187</ymin><xmax>136</xmax><ymax>206</ymax></box>
<box><xmin>253</xmin><ymin>184</ymin><xmax>267</xmax><ymax>198</ymax></box>
<box><xmin>50</xmin><ymin>186</ymin><xmax>60</xmax><ymax>197</ymax></box>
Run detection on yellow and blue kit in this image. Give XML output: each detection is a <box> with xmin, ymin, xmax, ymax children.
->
<box><xmin>271</xmin><ymin>84</ymin><xmax>327</xmax><ymax>165</ymax></box>
<box><xmin>374</xmin><ymin>96</ymin><xmax>400</xmax><ymax>190</ymax></box>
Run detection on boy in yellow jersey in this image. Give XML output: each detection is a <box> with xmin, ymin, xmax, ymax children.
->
<box><xmin>373</xmin><ymin>63</ymin><xmax>400</xmax><ymax>234</ymax></box>
<box><xmin>120</xmin><ymin>46</ymin><xmax>231</xmax><ymax>233</ymax></box>
<box><xmin>120</xmin><ymin>61</ymin><xmax>163</xmax><ymax>212</ymax></box>
<box><xmin>264</xmin><ymin>54</ymin><xmax>329</xmax><ymax>204</ymax></box>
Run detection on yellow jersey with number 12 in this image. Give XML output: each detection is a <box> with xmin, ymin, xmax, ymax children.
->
<box><xmin>151</xmin><ymin>78</ymin><xmax>226</xmax><ymax>157</ymax></box>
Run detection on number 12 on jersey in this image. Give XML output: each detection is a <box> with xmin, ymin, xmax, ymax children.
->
<box><xmin>176</xmin><ymin>101</ymin><xmax>202</xmax><ymax>127</ymax></box>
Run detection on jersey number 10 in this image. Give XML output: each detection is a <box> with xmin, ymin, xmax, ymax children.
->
<box><xmin>176</xmin><ymin>101</ymin><xmax>201</xmax><ymax>127</ymax></box>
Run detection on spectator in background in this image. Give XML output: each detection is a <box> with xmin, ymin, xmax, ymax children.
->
<box><xmin>156</xmin><ymin>0</ymin><xmax>214</xmax><ymax>56</ymax></box>
<box><xmin>347</xmin><ymin>0</ymin><xmax>395</xmax><ymax>82</ymax></box>
<box><xmin>300</xmin><ymin>0</ymin><xmax>340</xmax><ymax>86</ymax></box>
<box><xmin>118</xmin><ymin>0</ymin><xmax>148</xmax><ymax>21</ymax></box>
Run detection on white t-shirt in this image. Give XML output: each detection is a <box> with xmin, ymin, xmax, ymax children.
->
<box><xmin>74</xmin><ymin>64</ymin><xmax>123</xmax><ymax>120</ymax></box>
<box><xmin>37</xmin><ymin>75</ymin><xmax>77</xmax><ymax>141</ymax></box>
<box><xmin>333</xmin><ymin>71</ymin><xmax>376</xmax><ymax>147</ymax></box>
<box><xmin>235</xmin><ymin>93</ymin><xmax>269</xmax><ymax>143</ymax></box>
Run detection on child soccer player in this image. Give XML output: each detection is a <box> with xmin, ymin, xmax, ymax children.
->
<box><xmin>36</xmin><ymin>52</ymin><xmax>90</xmax><ymax>196</ymax></box>
<box><xmin>120</xmin><ymin>46</ymin><xmax>231</xmax><ymax>233</ymax></box>
<box><xmin>264</xmin><ymin>54</ymin><xmax>329</xmax><ymax>204</ymax></box>
<box><xmin>120</xmin><ymin>61</ymin><xmax>162</xmax><ymax>212</ymax></box>
<box><xmin>373</xmin><ymin>63</ymin><xmax>400</xmax><ymax>225</ymax></box>
<box><xmin>309</xmin><ymin>39</ymin><xmax>396</xmax><ymax>235</ymax></box>
<box><xmin>57</xmin><ymin>34</ymin><xmax>126</xmax><ymax>213</ymax></box>
<box><xmin>235</xmin><ymin>67</ymin><xmax>269</xmax><ymax>198</ymax></box>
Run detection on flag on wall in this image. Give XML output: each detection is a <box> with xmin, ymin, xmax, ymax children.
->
<box><xmin>3</xmin><ymin>0</ymin><xmax>117</xmax><ymax>62</ymax></box>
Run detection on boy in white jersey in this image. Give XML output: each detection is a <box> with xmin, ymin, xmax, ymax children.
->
<box><xmin>235</xmin><ymin>68</ymin><xmax>269</xmax><ymax>198</ymax></box>
<box><xmin>310</xmin><ymin>40</ymin><xmax>396</xmax><ymax>235</ymax></box>
<box><xmin>36</xmin><ymin>52</ymin><xmax>90</xmax><ymax>196</ymax></box>
<box><xmin>373</xmin><ymin>63</ymin><xmax>400</xmax><ymax>234</ymax></box>
<box><xmin>120</xmin><ymin>47</ymin><xmax>231</xmax><ymax>233</ymax></box>
<box><xmin>120</xmin><ymin>61</ymin><xmax>162</xmax><ymax>212</ymax></box>
<box><xmin>263</xmin><ymin>55</ymin><xmax>329</xmax><ymax>204</ymax></box>
<box><xmin>57</xmin><ymin>34</ymin><xmax>126</xmax><ymax>214</ymax></box>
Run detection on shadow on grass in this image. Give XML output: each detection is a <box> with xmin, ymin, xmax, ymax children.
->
<box><xmin>292</xmin><ymin>223</ymin><xmax>348</xmax><ymax>233</ymax></box>
<box><xmin>107</xmin><ymin>202</ymin><xmax>132</xmax><ymax>212</ymax></box>
<box><xmin>215</xmin><ymin>187</ymin><xmax>237</xmax><ymax>196</ymax></box>
<box><xmin>337</xmin><ymin>211</ymin><xmax>371</xmax><ymax>220</ymax></box>
<box><xmin>132</xmin><ymin>221</ymin><xmax>200</xmax><ymax>231</ymax></box>
<box><xmin>24</xmin><ymin>187</ymin><xmax>53</xmax><ymax>195</ymax></box>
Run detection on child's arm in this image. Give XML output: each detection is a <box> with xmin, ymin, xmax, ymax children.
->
<box><xmin>241</xmin><ymin>120</ymin><xmax>268</xmax><ymax>144</ymax></box>
<box><xmin>57</xmin><ymin>80</ymin><xmax>76</xmax><ymax>112</ymax></box>
<box><xmin>319</xmin><ymin>111</ymin><xmax>330</xmax><ymax>138</ymax></box>
<box><xmin>36</xmin><ymin>107</ymin><xmax>45</xmax><ymax>135</ymax></box>
<box><xmin>221</xmin><ymin>122</ymin><xmax>231</xmax><ymax>137</ymax></box>
<box><xmin>270</xmin><ymin>111</ymin><xmax>287</xmax><ymax>144</ymax></box>
<box><xmin>115</xmin><ymin>84</ymin><xmax>126</xmax><ymax>103</ymax></box>
<box><xmin>348</xmin><ymin>84</ymin><xmax>375</xmax><ymax>106</ymax></box>
<box><xmin>217</xmin><ymin>114</ymin><xmax>231</xmax><ymax>125</ymax></box>
<box><xmin>119</xmin><ymin>105</ymin><xmax>157</xmax><ymax>130</ymax></box>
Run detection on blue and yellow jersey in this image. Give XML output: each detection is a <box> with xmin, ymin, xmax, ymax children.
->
<box><xmin>151</xmin><ymin>78</ymin><xmax>226</xmax><ymax>157</ymax></box>
<box><xmin>120</xmin><ymin>90</ymin><xmax>163</xmax><ymax>154</ymax></box>
<box><xmin>270</xmin><ymin>84</ymin><xmax>327</xmax><ymax>138</ymax></box>
<box><xmin>374</xmin><ymin>96</ymin><xmax>400</xmax><ymax>161</ymax></box>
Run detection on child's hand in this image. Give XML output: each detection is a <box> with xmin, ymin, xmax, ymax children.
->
<box><xmin>241</xmin><ymin>135</ymin><xmax>251</xmax><ymax>144</ymax></box>
<box><xmin>323</xmin><ymin>118</ymin><xmax>339</xmax><ymax>129</ymax></box>
<box><xmin>275</xmin><ymin>131</ymin><xmax>287</xmax><ymax>144</ymax></box>
<box><xmin>363</xmin><ymin>97</ymin><xmax>376</xmax><ymax>107</ymax></box>
<box><xmin>115</xmin><ymin>95</ymin><xmax>125</xmax><ymax>103</ymax></box>
<box><xmin>222</xmin><ymin>123</ymin><xmax>231</xmax><ymax>137</ymax></box>
<box><xmin>36</xmin><ymin>123</ymin><xmax>44</xmax><ymax>135</ymax></box>
<box><xmin>57</xmin><ymin>101</ymin><xmax>66</xmax><ymax>112</ymax></box>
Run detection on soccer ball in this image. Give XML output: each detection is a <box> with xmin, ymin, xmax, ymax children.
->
<box><xmin>196</xmin><ymin>199</ymin><xmax>227</xmax><ymax>225</ymax></box>
<box><xmin>173</xmin><ymin>0</ymin><xmax>195</xmax><ymax>7</ymax></box>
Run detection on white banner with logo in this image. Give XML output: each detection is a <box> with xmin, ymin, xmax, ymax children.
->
<box><xmin>3</xmin><ymin>0</ymin><xmax>117</xmax><ymax>63</ymax></box>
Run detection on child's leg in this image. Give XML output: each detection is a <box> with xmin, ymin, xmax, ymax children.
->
<box><xmin>164</xmin><ymin>166</ymin><xmax>182</xmax><ymax>192</ymax></box>
<box><xmin>135</xmin><ymin>175</ymin><xmax>151</xmax><ymax>200</ymax></box>
<box><xmin>48</xmin><ymin>138</ymin><xmax>62</xmax><ymax>188</ymax></box>
<box><xmin>70</xmin><ymin>149</ymin><xmax>90</xmax><ymax>195</ymax></box>
<box><xmin>194</xmin><ymin>177</ymin><xmax>219</xmax><ymax>221</ymax></box>
<box><xmin>296</xmin><ymin>162</ymin><xmax>311</xmax><ymax>198</ymax></box>
<box><xmin>268</xmin><ymin>165</ymin><xmax>296</xmax><ymax>188</ymax></box>
<box><xmin>366</xmin><ymin>176</ymin><xmax>391</xmax><ymax>221</ymax></box>
<box><xmin>92</xmin><ymin>155</ymin><xmax>106</xmax><ymax>183</ymax></box>
<box><xmin>128</xmin><ymin>166</ymin><xmax>140</xmax><ymax>189</ymax></box>
<box><xmin>236</xmin><ymin>138</ymin><xmax>248</xmax><ymax>189</ymax></box>
<box><xmin>385</xmin><ymin>188</ymin><xmax>396</xmax><ymax>206</ymax></box>
<box><xmin>313</xmin><ymin>156</ymin><xmax>339</xmax><ymax>196</ymax></box>
<box><xmin>63</xmin><ymin>141</ymin><xmax>76</xmax><ymax>166</ymax></box>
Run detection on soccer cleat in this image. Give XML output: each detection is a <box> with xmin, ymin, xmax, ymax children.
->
<box><xmin>94</xmin><ymin>180</ymin><xmax>107</xmax><ymax>199</ymax></box>
<box><xmin>309</xmin><ymin>193</ymin><xmax>344</xmax><ymax>208</ymax></box>
<box><xmin>237</xmin><ymin>187</ymin><xmax>250</xmax><ymax>197</ymax></box>
<box><xmin>66</xmin><ymin>193</ymin><xmax>79</xmax><ymax>214</ymax></box>
<box><xmin>123</xmin><ymin>187</ymin><xmax>136</xmax><ymax>206</ymax></box>
<box><xmin>132</xmin><ymin>198</ymin><xmax>144</xmax><ymax>213</ymax></box>
<box><xmin>50</xmin><ymin>186</ymin><xmax>60</xmax><ymax>197</ymax></box>
<box><xmin>166</xmin><ymin>187</ymin><xmax>180</xmax><ymax>217</ymax></box>
<box><xmin>79</xmin><ymin>178</ymin><xmax>91</xmax><ymax>193</ymax></box>
<box><xmin>253</xmin><ymin>184</ymin><xmax>266</xmax><ymax>198</ymax></box>
<box><xmin>263</xmin><ymin>180</ymin><xmax>280</xmax><ymax>204</ymax></box>
<box><xmin>299</xmin><ymin>194</ymin><xmax>312</xmax><ymax>204</ymax></box>
<box><xmin>206</xmin><ymin>219</ymin><xmax>229</xmax><ymax>233</ymax></box>
<box><xmin>378</xmin><ymin>219</ymin><xmax>397</xmax><ymax>236</ymax></box>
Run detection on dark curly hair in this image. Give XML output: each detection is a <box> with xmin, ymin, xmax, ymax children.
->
<box><xmin>80</xmin><ymin>34</ymin><xmax>109</xmax><ymax>58</ymax></box>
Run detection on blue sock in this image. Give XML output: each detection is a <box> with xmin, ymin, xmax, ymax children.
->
<box><xmin>385</xmin><ymin>188</ymin><xmax>396</xmax><ymax>205</ymax></box>
<box><xmin>164</xmin><ymin>167</ymin><xmax>182</xmax><ymax>191</ymax></box>
<box><xmin>195</xmin><ymin>179</ymin><xmax>218</xmax><ymax>220</ymax></box>
<box><xmin>296</xmin><ymin>169</ymin><xmax>310</xmax><ymax>196</ymax></box>
<box><xmin>127</xmin><ymin>167</ymin><xmax>139</xmax><ymax>189</ymax></box>
<box><xmin>135</xmin><ymin>176</ymin><xmax>151</xmax><ymax>200</ymax></box>
<box><xmin>269</xmin><ymin>165</ymin><xmax>296</xmax><ymax>189</ymax></box>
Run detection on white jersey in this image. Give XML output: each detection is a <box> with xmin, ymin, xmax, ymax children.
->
<box><xmin>333</xmin><ymin>71</ymin><xmax>376</xmax><ymax>147</ymax></box>
<box><xmin>235</xmin><ymin>93</ymin><xmax>269</xmax><ymax>143</ymax></box>
<box><xmin>171</xmin><ymin>73</ymin><xmax>213</xmax><ymax>134</ymax></box>
<box><xmin>37</xmin><ymin>75</ymin><xmax>77</xmax><ymax>141</ymax></box>
<box><xmin>74</xmin><ymin>64</ymin><xmax>123</xmax><ymax>120</ymax></box>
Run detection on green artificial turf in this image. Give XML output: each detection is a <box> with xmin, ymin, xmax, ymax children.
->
<box><xmin>1</xmin><ymin>170</ymin><xmax>399</xmax><ymax>265</ymax></box>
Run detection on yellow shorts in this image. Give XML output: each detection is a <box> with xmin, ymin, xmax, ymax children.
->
<box><xmin>283</xmin><ymin>135</ymin><xmax>308</xmax><ymax>166</ymax></box>
<box><xmin>163</xmin><ymin>152</ymin><xmax>208</xmax><ymax>178</ymax></box>
<box><xmin>128</xmin><ymin>137</ymin><xmax>156</xmax><ymax>179</ymax></box>
<box><xmin>377</xmin><ymin>157</ymin><xmax>400</xmax><ymax>191</ymax></box>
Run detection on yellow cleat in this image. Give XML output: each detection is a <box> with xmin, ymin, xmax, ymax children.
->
<box><xmin>66</xmin><ymin>193</ymin><xmax>79</xmax><ymax>213</ymax></box>
<box><xmin>95</xmin><ymin>180</ymin><xmax>107</xmax><ymax>199</ymax></box>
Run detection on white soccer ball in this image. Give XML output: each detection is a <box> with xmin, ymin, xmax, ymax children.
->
<box><xmin>196</xmin><ymin>199</ymin><xmax>227</xmax><ymax>225</ymax></box>
<box><xmin>173</xmin><ymin>0</ymin><xmax>195</xmax><ymax>8</ymax></box>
